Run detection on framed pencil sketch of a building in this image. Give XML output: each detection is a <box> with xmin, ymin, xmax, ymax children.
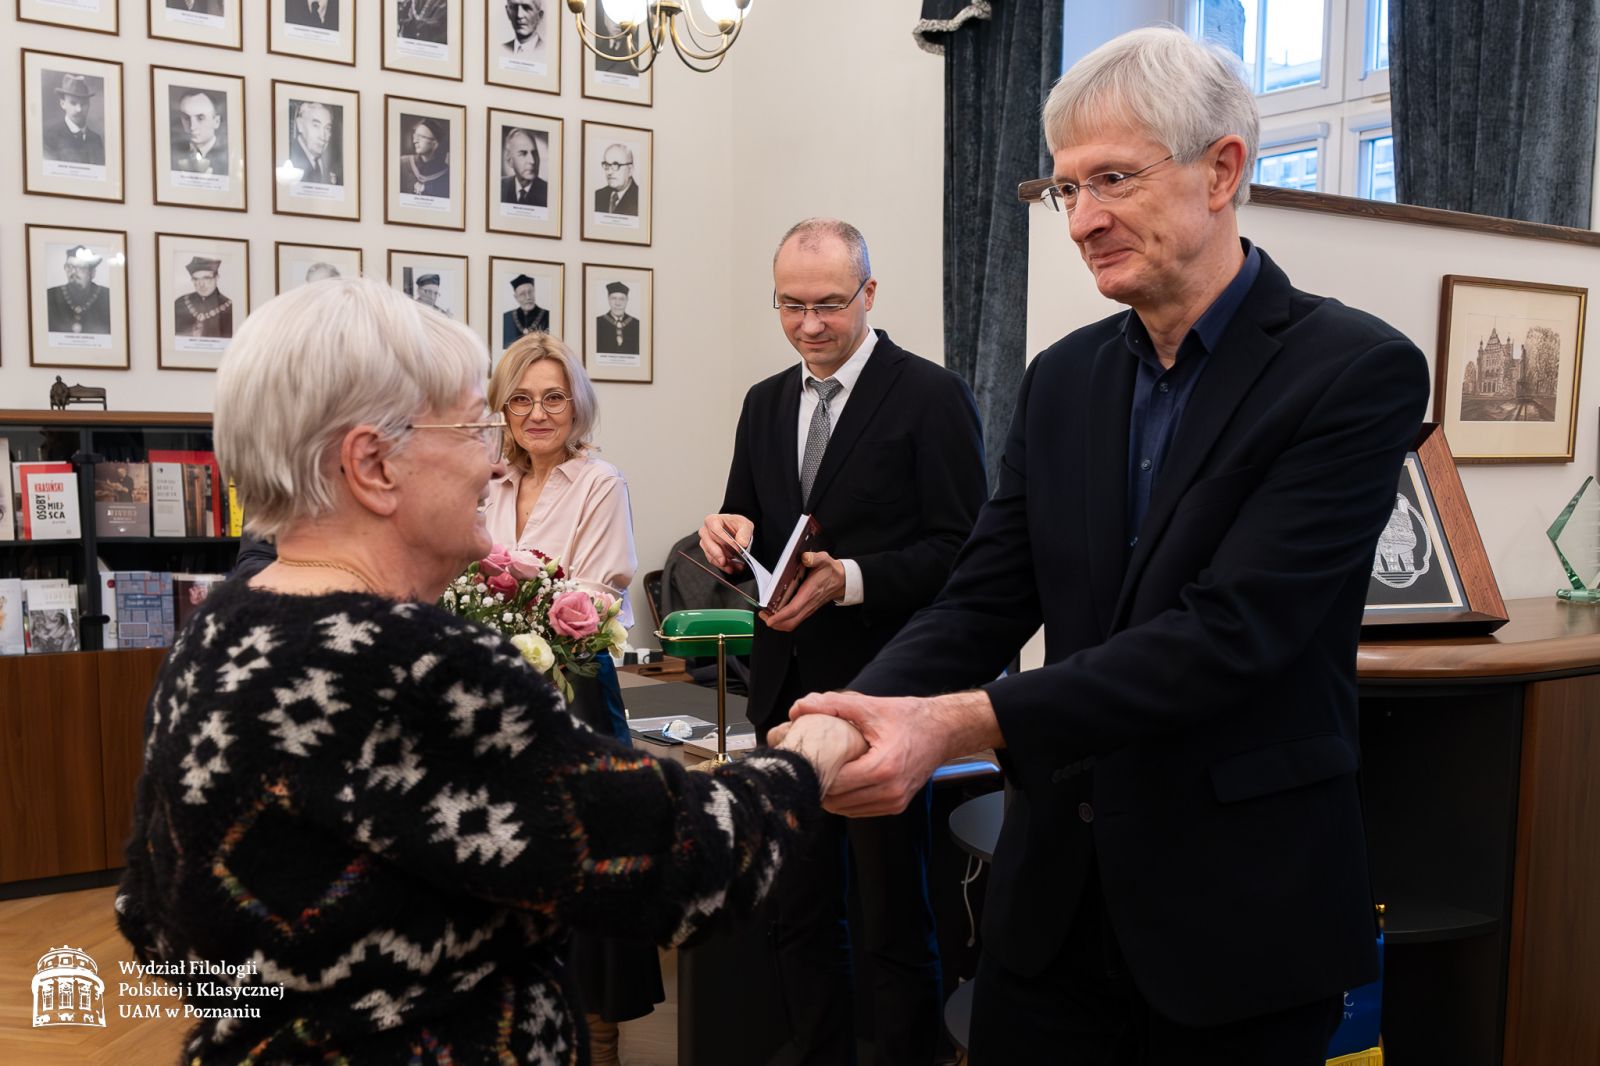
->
<box><xmin>151</xmin><ymin>67</ymin><xmax>247</xmax><ymax>212</ymax></box>
<box><xmin>387</xmin><ymin>97</ymin><xmax>467</xmax><ymax>231</ymax></box>
<box><xmin>490</xmin><ymin>256</ymin><xmax>563</xmax><ymax>363</ymax></box>
<box><xmin>582</xmin><ymin>263</ymin><xmax>651</xmax><ymax>384</ymax></box>
<box><xmin>269</xmin><ymin>0</ymin><xmax>355</xmax><ymax>66</ymax></box>
<box><xmin>581</xmin><ymin>121</ymin><xmax>652</xmax><ymax>246</ymax></box>
<box><xmin>25</xmin><ymin>225</ymin><xmax>130</xmax><ymax>370</ymax></box>
<box><xmin>389</xmin><ymin>249</ymin><xmax>470</xmax><ymax>329</ymax></box>
<box><xmin>487</xmin><ymin>0</ymin><xmax>560</xmax><ymax>95</ymax></box>
<box><xmin>1435</xmin><ymin>275</ymin><xmax>1588</xmax><ymax>463</ymax></box>
<box><xmin>487</xmin><ymin>109</ymin><xmax>562</xmax><ymax>239</ymax></box>
<box><xmin>581</xmin><ymin>7</ymin><xmax>652</xmax><ymax>106</ymax></box>
<box><xmin>275</xmin><ymin>242</ymin><xmax>363</xmax><ymax>294</ymax></box>
<box><xmin>19</xmin><ymin>0</ymin><xmax>119</xmax><ymax>34</ymax></box>
<box><xmin>22</xmin><ymin>50</ymin><xmax>125</xmax><ymax>203</ymax></box>
<box><xmin>148</xmin><ymin>0</ymin><xmax>243</xmax><ymax>51</ymax></box>
<box><xmin>384</xmin><ymin>0</ymin><xmax>463</xmax><ymax>80</ymax></box>
<box><xmin>155</xmin><ymin>232</ymin><xmax>249</xmax><ymax>372</ymax></box>
<box><xmin>272</xmin><ymin>81</ymin><xmax>360</xmax><ymax>221</ymax></box>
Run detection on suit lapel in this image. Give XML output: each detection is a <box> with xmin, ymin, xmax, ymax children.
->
<box><xmin>775</xmin><ymin>366</ymin><xmax>805</xmax><ymax>517</ymax></box>
<box><xmin>1085</xmin><ymin>329</ymin><xmax>1137</xmax><ymax>636</ymax></box>
<box><xmin>804</xmin><ymin>332</ymin><xmax>904</xmax><ymax>511</ymax></box>
<box><xmin>1111</xmin><ymin>254</ymin><xmax>1294</xmax><ymax>628</ymax></box>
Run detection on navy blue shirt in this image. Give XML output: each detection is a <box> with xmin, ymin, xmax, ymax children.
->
<box><xmin>1125</xmin><ymin>240</ymin><xmax>1261</xmax><ymax>548</ymax></box>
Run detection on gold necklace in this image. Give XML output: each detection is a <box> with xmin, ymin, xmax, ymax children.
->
<box><xmin>276</xmin><ymin>557</ymin><xmax>375</xmax><ymax>592</ymax></box>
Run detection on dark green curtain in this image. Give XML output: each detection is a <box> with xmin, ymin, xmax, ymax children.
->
<box><xmin>916</xmin><ymin>1</ymin><xmax>1064</xmax><ymax>489</ymax></box>
<box><xmin>1391</xmin><ymin>0</ymin><xmax>1599</xmax><ymax>228</ymax></box>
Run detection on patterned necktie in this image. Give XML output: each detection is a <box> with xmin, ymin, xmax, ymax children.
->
<box><xmin>800</xmin><ymin>377</ymin><xmax>843</xmax><ymax>502</ymax></box>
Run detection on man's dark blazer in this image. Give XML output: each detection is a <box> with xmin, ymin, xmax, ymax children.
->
<box><xmin>502</xmin><ymin>305</ymin><xmax>549</xmax><ymax>348</ymax></box>
<box><xmin>43</xmin><ymin>122</ymin><xmax>106</xmax><ymax>166</ymax></box>
<box><xmin>594</xmin><ymin>314</ymin><xmax>639</xmax><ymax>354</ymax></box>
<box><xmin>593</xmin><ymin>182</ymin><xmax>639</xmax><ymax>216</ymax></box>
<box><xmin>852</xmin><ymin>251</ymin><xmax>1430</xmax><ymax>1027</ymax></box>
<box><xmin>289</xmin><ymin>137</ymin><xmax>337</xmax><ymax>186</ymax></box>
<box><xmin>285</xmin><ymin>0</ymin><xmax>339</xmax><ymax>29</ymax></box>
<box><xmin>722</xmin><ymin>330</ymin><xmax>988</xmax><ymax>731</ymax></box>
<box><xmin>501</xmin><ymin>174</ymin><xmax>548</xmax><ymax>207</ymax></box>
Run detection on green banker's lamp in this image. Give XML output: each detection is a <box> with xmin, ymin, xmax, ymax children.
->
<box><xmin>656</xmin><ymin>608</ymin><xmax>754</xmax><ymax>764</ymax></box>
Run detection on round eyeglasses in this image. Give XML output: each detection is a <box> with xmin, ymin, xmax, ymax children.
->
<box><xmin>503</xmin><ymin>390</ymin><xmax>570</xmax><ymax>417</ymax></box>
<box><xmin>407</xmin><ymin>414</ymin><xmax>507</xmax><ymax>461</ymax></box>
<box><xmin>1016</xmin><ymin>155</ymin><xmax>1175</xmax><ymax>213</ymax></box>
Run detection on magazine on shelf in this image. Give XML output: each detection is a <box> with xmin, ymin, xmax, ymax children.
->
<box><xmin>25</xmin><ymin>585</ymin><xmax>81</xmax><ymax>654</ymax></box>
<box><xmin>174</xmin><ymin>573</ymin><xmax>226</xmax><ymax>630</ymax></box>
<box><xmin>17</xmin><ymin>462</ymin><xmax>81</xmax><ymax>540</ymax></box>
<box><xmin>151</xmin><ymin>463</ymin><xmax>186</xmax><ymax>537</ymax></box>
<box><xmin>0</xmin><ymin>437</ymin><xmax>12</xmax><ymax>542</ymax></box>
<box><xmin>113</xmin><ymin>571</ymin><xmax>176</xmax><ymax>649</ymax></box>
<box><xmin>94</xmin><ymin>462</ymin><xmax>153</xmax><ymax>537</ymax></box>
<box><xmin>0</xmin><ymin>578</ymin><xmax>24</xmax><ymax>655</ymax></box>
<box><xmin>147</xmin><ymin>449</ymin><xmax>224</xmax><ymax>536</ymax></box>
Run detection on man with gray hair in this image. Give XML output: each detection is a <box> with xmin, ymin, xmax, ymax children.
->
<box><xmin>699</xmin><ymin>218</ymin><xmax>987</xmax><ymax>1065</ymax></box>
<box><xmin>784</xmin><ymin>27</ymin><xmax>1429</xmax><ymax>1063</ymax></box>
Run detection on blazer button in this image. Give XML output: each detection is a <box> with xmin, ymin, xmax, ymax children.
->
<box><xmin>1077</xmin><ymin>802</ymin><xmax>1094</xmax><ymax>823</ymax></box>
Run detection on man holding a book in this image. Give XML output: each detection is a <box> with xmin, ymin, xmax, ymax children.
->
<box><xmin>698</xmin><ymin>217</ymin><xmax>987</xmax><ymax>1066</ymax></box>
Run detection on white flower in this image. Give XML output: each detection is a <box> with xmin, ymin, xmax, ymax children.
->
<box><xmin>510</xmin><ymin>633</ymin><xmax>555</xmax><ymax>673</ymax></box>
<box><xmin>602</xmin><ymin>617</ymin><xmax>628</xmax><ymax>655</ymax></box>
<box><xmin>502</xmin><ymin>611</ymin><xmax>514</xmax><ymax>624</ymax></box>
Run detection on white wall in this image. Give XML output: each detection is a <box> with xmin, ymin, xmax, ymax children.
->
<box><xmin>1026</xmin><ymin>203</ymin><xmax>1600</xmax><ymax>601</ymax></box>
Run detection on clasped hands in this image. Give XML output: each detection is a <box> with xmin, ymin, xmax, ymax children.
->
<box><xmin>698</xmin><ymin>513</ymin><xmax>844</xmax><ymax>631</ymax></box>
<box><xmin>772</xmin><ymin>692</ymin><xmax>958</xmax><ymax>817</ymax></box>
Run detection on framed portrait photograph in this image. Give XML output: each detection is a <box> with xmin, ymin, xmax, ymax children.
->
<box><xmin>268</xmin><ymin>0</ymin><xmax>355</xmax><ymax>66</ymax></box>
<box><xmin>22</xmin><ymin>50</ymin><xmax>124</xmax><ymax>203</ymax></box>
<box><xmin>487</xmin><ymin>109</ymin><xmax>562</xmax><ymax>239</ymax></box>
<box><xmin>387</xmin><ymin>97</ymin><xmax>467</xmax><ymax>231</ymax></box>
<box><xmin>581</xmin><ymin>121</ymin><xmax>652</xmax><ymax>247</ymax></box>
<box><xmin>148</xmin><ymin>0</ymin><xmax>243</xmax><ymax>51</ymax></box>
<box><xmin>1363</xmin><ymin>423</ymin><xmax>1507</xmax><ymax>633</ymax></box>
<box><xmin>275</xmin><ymin>242</ymin><xmax>363</xmax><ymax>294</ymax></box>
<box><xmin>25</xmin><ymin>225</ymin><xmax>130</xmax><ymax>370</ymax></box>
<box><xmin>155</xmin><ymin>232</ymin><xmax>249</xmax><ymax>372</ymax></box>
<box><xmin>1434</xmin><ymin>275</ymin><xmax>1589</xmax><ymax>464</ymax></box>
<box><xmin>389</xmin><ymin>249</ymin><xmax>470</xmax><ymax>328</ymax></box>
<box><xmin>581</xmin><ymin>9</ymin><xmax>652</xmax><ymax>106</ymax></box>
<box><xmin>150</xmin><ymin>67</ymin><xmax>246</xmax><ymax>212</ymax></box>
<box><xmin>582</xmin><ymin>263</ymin><xmax>651</xmax><ymax>383</ymax></box>
<box><xmin>18</xmin><ymin>0</ymin><xmax>119</xmax><ymax>35</ymax></box>
<box><xmin>490</xmin><ymin>256</ymin><xmax>563</xmax><ymax>362</ymax></box>
<box><xmin>272</xmin><ymin>80</ymin><xmax>360</xmax><ymax>221</ymax></box>
<box><xmin>487</xmin><ymin>0</ymin><xmax>560</xmax><ymax>95</ymax></box>
<box><xmin>383</xmin><ymin>0</ymin><xmax>463</xmax><ymax>80</ymax></box>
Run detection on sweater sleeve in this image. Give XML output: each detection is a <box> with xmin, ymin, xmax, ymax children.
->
<box><xmin>298</xmin><ymin>602</ymin><xmax>820</xmax><ymax>946</ymax></box>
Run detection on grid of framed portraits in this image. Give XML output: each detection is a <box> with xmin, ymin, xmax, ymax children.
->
<box><xmin>19</xmin><ymin>0</ymin><xmax>119</xmax><ymax>34</ymax></box>
<box><xmin>154</xmin><ymin>232</ymin><xmax>250</xmax><ymax>372</ymax></box>
<box><xmin>1434</xmin><ymin>275</ymin><xmax>1589</xmax><ymax>464</ymax></box>
<box><xmin>582</xmin><ymin>121</ymin><xmax>652</xmax><ymax>246</ymax></box>
<box><xmin>387</xmin><ymin>96</ymin><xmax>468</xmax><ymax>231</ymax></box>
<box><xmin>583</xmin><ymin>264</ymin><xmax>652</xmax><ymax>383</ymax></box>
<box><xmin>268</xmin><ymin>0</ymin><xmax>356</xmax><ymax>67</ymax></box>
<box><xmin>383</xmin><ymin>0</ymin><xmax>463</xmax><ymax>81</ymax></box>
<box><xmin>23</xmin><ymin>50</ymin><xmax>125</xmax><ymax>203</ymax></box>
<box><xmin>275</xmin><ymin>242</ymin><xmax>364</xmax><ymax>294</ymax></box>
<box><xmin>148</xmin><ymin>0</ymin><xmax>243</xmax><ymax>52</ymax></box>
<box><xmin>25</xmin><ymin>225</ymin><xmax>130</xmax><ymax>370</ymax></box>
<box><xmin>490</xmin><ymin>257</ymin><xmax>565</xmax><ymax>361</ymax></box>
<box><xmin>272</xmin><ymin>80</ymin><xmax>360</xmax><ymax>221</ymax></box>
<box><xmin>151</xmin><ymin>67</ymin><xmax>247</xmax><ymax>212</ymax></box>
<box><xmin>389</xmin><ymin>249</ymin><xmax>470</xmax><ymax>327</ymax></box>
<box><xmin>488</xmin><ymin>0</ymin><xmax>561</xmax><ymax>95</ymax></box>
<box><xmin>488</xmin><ymin>109</ymin><xmax>563</xmax><ymax>239</ymax></box>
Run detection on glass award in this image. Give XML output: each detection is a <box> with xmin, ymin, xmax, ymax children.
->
<box><xmin>1547</xmin><ymin>476</ymin><xmax>1600</xmax><ymax>603</ymax></box>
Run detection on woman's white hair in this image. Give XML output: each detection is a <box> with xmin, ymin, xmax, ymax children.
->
<box><xmin>1042</xmin><ymin>25</ymin><xmax>1259</xmax><ymax>207</ymax></box>
<box><xmin>215</xmin><ymin>276</ymin><xmax>488</xmax><ymax>540</ymax></box>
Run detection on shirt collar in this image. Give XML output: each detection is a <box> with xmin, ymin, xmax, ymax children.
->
<box><xmin>802</xmin><ymin>326</ymin><xmax>878</xmax><ymax>394</ymax></box>
<box><xmin>1124</xmin><ymin>239</ymin><xmax>1260</xmax><ymax>364</ymax></box>
<box><xmin>490</xmin><ymin>456</ymin><xmax>584</xmax><ymax>490</ymax></box>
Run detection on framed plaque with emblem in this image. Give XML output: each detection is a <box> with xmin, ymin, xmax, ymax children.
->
<box><xmin>489</xmin><ymin>256</ymin><xmax>563</xmax><ymax>364</ymax></box>
<box><xmin>26</xmin><ymin>224</ymin><xmax>130</xmax><ymax>370</ymax></box>
<box><xmin>155</xmin><ymin>232</ymin><xmax>250</xmax><ymax>372</ymax></box>
<box><xmin>582</xmin><ymin>263</ymin><xmax>651</xmax><ymax>384</ymax></box>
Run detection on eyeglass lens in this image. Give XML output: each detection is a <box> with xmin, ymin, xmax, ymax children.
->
<box><xmin>505</xmin><ymin>391</ymin><xmax>570</xmax><ymax>416</ymax></box>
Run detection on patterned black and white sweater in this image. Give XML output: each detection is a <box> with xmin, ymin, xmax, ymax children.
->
<box><xmin>116</xmin><ymin>580</ymin><xmax>819</xmax><ymax>1065</ymax></box>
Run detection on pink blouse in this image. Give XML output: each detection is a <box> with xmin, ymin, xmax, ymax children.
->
<box><xmin>481</xmin><ymin>456</ymin><xmax>638</xmax><ymax>628</ymax></box>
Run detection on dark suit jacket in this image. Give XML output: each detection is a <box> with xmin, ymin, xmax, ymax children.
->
<box><xmin>46</xmin><ymin>284</ymin><xmax>112</xmax><ymax>334</ymax></box>
<box><xmin>285</xmin><ymin>0</ymin><xmax>339</xmax><ymax>28</ymax></box>
<box><xmin>852</xmin><ymin>251</ymin><xmax>1429</xmax><ymax>1026</ymax></box>
<box><xmin>593</xmin><ymin>182</ymin><xmax>639</xmax><ymax>216</ymax></box>
<box><xmin>502</xmin><ymin>306</ymin><xmax>549</xmax><ymax>348</ymax></box>
<box><xmin>501</xmin><ymin>174</ymin><xmax>548</xmax><ymax>207</ymax></box>
<box><xmin>722</xmin><ymin>330</ymin><xmax>987</xmax><ymax>731</ymax></box>
<box><xmin>43</xmin><ymin>122</ymin><xmax>105</xmax><ymax>166</ymax></box>
<box><xmin>289</xmin><ymin>137</ymin><xmax>337</xmax><ymax>186</ymax></box>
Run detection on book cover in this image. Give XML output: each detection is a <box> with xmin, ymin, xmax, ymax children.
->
<box><xmin>0</xmin><ymin>437</ymin><xmax>13</xmax><ymax>542</ymax></box>
<box><xmin>113</xmin><ymin>571</ymin><xmax>176</xmax><ymax>649</ymax></box>
<box><xmin>25</xmin><ymin>585</ymin><xmax>80</xmax><ymax>654</ymax></box>
<box><xmin>692</xmin><ymin>514</ymin><xmax>825</xmax><ymax>610</ymax></box>
<box><xmin>94</xmin><ymin>462</ymin><xmax>152</xmax><ymax>538</ymax></box>
<box><xmin>148</xmin><ymin>449</ymin><xmax>224</xmax><ymax>536</ymax></box>
<box><xmin>99</xmin><ymin>570</ymin><xmax>119</xmax><ymax>650</ymax></box>
<box><xmin>18</xmin><ymin>462</ymin><xmax>81</xmax><ymax>540</ymax></box>
<box><xmin>227</xmin><ymin>479</ymin><xmax>244</xmax><ymax>537</ymax></box>
<box><xmin>0</xmin><ymin>578</ymin><xmax>24</xmax><ymax>655</ymax></box>
<box><xmin>151</xmin><ymin>462</ymin><xmax>186</xmax><ymax>537</ymax></box>
<box><xmin>181</xmin><ymin>464</ymin><xmax>214</xmax><ymax>537</ymax></box>
<box><xmin>173</xmin><ymin>572</ymin><xmax>225</xmax><ymax>631</ymax></box>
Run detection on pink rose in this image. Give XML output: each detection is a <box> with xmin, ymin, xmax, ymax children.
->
<box><xmin>507</xmin><ymin>549</ymin><xmax>551</xmax><ymax>581</ymax></box>
<box><xmin>486</xmin><ymin>571</ymin><xmax>518</xmax><ymax>596</ymax></box>
<box><xmin>549</xmin><ymin>589</ymin><xmax>600</xmax><ymax>639</ymax></box>
<box><xmin>479</xmin><ymin>545</ymin><xmax>513</xmax><ymax>576</ymax></box>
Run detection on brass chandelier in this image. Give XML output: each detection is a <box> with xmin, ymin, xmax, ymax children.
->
<box><xmin>567</xmin><ymin>0</ymin><xmax>753</xmax><ymax>73</ymax></box>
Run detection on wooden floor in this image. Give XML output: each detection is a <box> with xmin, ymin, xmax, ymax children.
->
<box><xmin>0</xmin><ymin>885</ymin><xmax>679</xmax><ymax>1065</ymax></box>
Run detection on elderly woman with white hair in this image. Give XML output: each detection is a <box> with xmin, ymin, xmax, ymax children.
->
<box><xmin>115</xmin><ymin>277</ymin><xmax>865</xmax><ymax>1065</ymax></box>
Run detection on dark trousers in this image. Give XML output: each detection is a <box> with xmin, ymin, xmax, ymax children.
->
<box><xmin>969</xmin><ymin>856</ymin><xmax>1343</xmax><ymax>1066</ymax></box>
<box><xmin>759</xmin><ymin>668</ymin><xmax>943</xmax><ymax>1066</ymax></box>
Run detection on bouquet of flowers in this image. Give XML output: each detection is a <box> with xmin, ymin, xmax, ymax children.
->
<box><xmin>439</xmin><ymin>544</ymin><xmax>627</xmax><ymax>700</ymax></box>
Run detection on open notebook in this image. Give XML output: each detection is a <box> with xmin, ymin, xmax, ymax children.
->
<box><xmin>679</xmin><ymin>514</ymin><xmax>823</xmax><ymax>611</ymax></box>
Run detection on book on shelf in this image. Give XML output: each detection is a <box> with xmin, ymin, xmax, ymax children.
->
<box><xmin>174</xmin><ymin>572</ymin><xmax>226</xmax><ymax>631</ymax></box>
<box><xmin>16</xmin><ymin>462</ymin><xmax>82</xmax><ymax>540</ymax></box>
<box><xmin>94</xmin><ymin>462</ymin><xmax>153</xmax><ymax>538</ymax></box>
<box><xmin>227</xmin><ymin>479</ymin><xmax>244</xmax><ymax>537</ymax></box>
<box><xmin>0</xmin><ymin>578</ymin><xmax>24</xmax><ymax>655</ymax></box>
<box><xmin>147</xmin><ymin>449</ymin><xmax>224</xmax><ymax>536</ymax></box>
<box><xmin>24</xmin><ymin>584</ymin><xmax>80</xmax><ymax>654</ymax></box>
<box><xmin>0</xmin><ymin>437</ymin><xmax>13</xmax><ymax>542</ymax></box>
<box><xmin>98</xmin><ymin>570</ymin><xmax>119</xmax><ymax>649</ymax></box>
<box><xmin>151</xmin><ymin>462</ymin><xmax>186</xmax><ymax>537</ymax></box>
<box><xmin>112</xmin><ymin>571</ymin><xmax>176</xmax><ymax>649</ymax></box>
<box><xmin>181</xmin><ymin>464</ymin><xmax>214</xmax><ymax>537</ymax></box>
